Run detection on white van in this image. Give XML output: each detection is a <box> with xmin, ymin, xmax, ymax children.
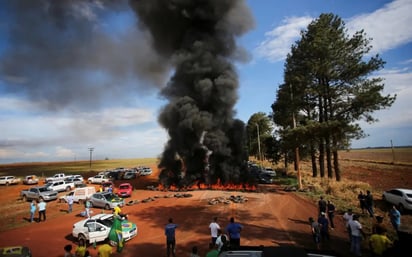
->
<box><xmin>59</xmin><ymin>186</ymin><xmax>96</xmax><ymax>204</ymax></box>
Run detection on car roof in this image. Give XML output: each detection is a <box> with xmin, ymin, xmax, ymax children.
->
<box><xmin>387</xmin><ymin>188</ymin><xmax>412</xmax><ymax>193</ymax></box>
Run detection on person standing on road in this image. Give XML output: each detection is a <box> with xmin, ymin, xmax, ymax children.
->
<box><xmin>225</xmin><ymin>217</ymin><xmax>243</xmax><ymax>250</ymax></box>
<box><xmin>165</xmin><ymin>218</ymin><xmax>178</xmax><ymax>257</ymax></box>
<box><xmin>348</xmin><ymin>214</ymin><xmax>366</xmax><ymax>257</ymax></box>
<box><xmin>67</xmin><ymin>194</ymin><xmax>74</xmax><ymax>213</ymax></box>
<box><xmin>38</xmin><ymin>198</ymin><xmax>47</xmax><ymax>222</ymax></box>
<box><xmin>309</xmin><ymin>217</ymin><xmax>321</xmax><ymax>250</ymax></box>
<box><xmin>327</xmin><ymin>200</ymin><xmax>336</xmax><ymax>229</ymax></box>
<box><xmin>317</xmin><ymin>212</ymin><xmax>330</xmax><ymax>243</ymax></box>
<box><xmin>318</xmin><ymin>196</ymin><xmax>327</xmax><ymax>216</ymax></box>
<box><xmin>342</xmin><ymin>208</ymin><xmax>353</xmax><ymax>243</ymax></box>
<box><xmin>85</xmin><ymin>198</ymin><xmax>91</xmax><ymax>219</ymax></box>
<box><xmin>389</xmin><ymin>205</ymin><xmax>401</xmax><ymax>233</ymax></box>
<box><xmin>365</xmin><ymin>190</ymin><xmax>374</xmax><ymax>217</ymax></box>
<box><xmin>209</xmin><ymin>217</ymin><xmax>220</xmax><ymax>244</ymax></box>
<box><xmin>29</xmin><ymin>200</ymin><xmax>36</xmax><ymax>223</ymax></box>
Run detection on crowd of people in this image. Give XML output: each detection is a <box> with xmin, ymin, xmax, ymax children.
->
<box><xmin>309</xmin><ymin>193</ymin><xmax>402</xmax><ymax>257</ymax></box>
<box><xmin>39</xmin><ymin>187</ymin><xmax>402</xmax><ymax>257</ymax></box>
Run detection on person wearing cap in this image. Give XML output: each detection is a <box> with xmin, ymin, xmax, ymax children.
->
<box><xmin>348</xmin><ymin>214</ymin><xmax>366</xmax><ymax>257</ymax></box>
<box><xmin>317</xmin><ymin>211</ymin><xmax>330</xmax><ymax>242</ymax></box>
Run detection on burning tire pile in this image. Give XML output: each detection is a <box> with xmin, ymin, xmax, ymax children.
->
<box><xmin>208</xmin><ymin>195</ymin><xmax>248</xmax><ymax>205</ymax></box>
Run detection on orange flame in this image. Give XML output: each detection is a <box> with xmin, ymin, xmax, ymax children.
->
<box><xmin>156</xmin><ymin>179</ymin><xmax>257</xmax><ymax>192</ymax></box>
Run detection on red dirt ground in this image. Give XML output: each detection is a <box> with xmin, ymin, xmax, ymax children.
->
<box><xmin>0</xmin><ymin>162</ymin><xmax>411</xmax><ymax>257</ymax></box>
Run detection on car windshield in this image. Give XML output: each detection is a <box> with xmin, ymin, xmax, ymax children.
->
<box><xmin>97</xmin><ymin>217</ymin><xmax>114</xmax><ymax>227</ymax></box>
<box><xmin>38</xmin><ymin>187</ymin><xmax>48</xmax><ymax>192</ymax></box>
<box><xmin>119</xmin><ymin>185</ymin><xmax>129</xmax><ymax>189</ymax></box>
<box><xmin>105</xmin><ymin>194</ymin><xmax>120</xmax><ymax>201</ymax></box>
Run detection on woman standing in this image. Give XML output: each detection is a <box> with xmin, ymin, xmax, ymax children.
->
<box><xmin>29</xmin><ymin>200</ymin><xmax>36</xmax><ymax>223</ymax></box>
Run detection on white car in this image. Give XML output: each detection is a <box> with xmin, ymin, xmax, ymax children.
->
<box><xmin>382</xmin><ymin>188</ymin><xmax>412</xmax><ymax>213</ymax></box>
<box><xmin>87</xmin><ymin>175</ymin><xmax>110</xmax><ymax>184</ymax></box>
<box><xmin>72</xmin><ymin>213</ymin><xmax>138</xmax><ymax>245</ymax></box>
<box><xmin>0</xmin><ymin>176</ymin><xmax>21</xmax><ymax>186</ymax></box>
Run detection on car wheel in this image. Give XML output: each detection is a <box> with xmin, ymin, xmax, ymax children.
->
<box><xmin>104</xmin><ymin>204</ymin><xmax>110</xmax><ymax>210</ymax></box>
<box><xmin>66</xmin><ymin>187</ymin><xmax>71</xmax><ymax>192</ymax></box>
<box><xmin>78</xmin><ymin>234</ymin><xmax>87</xmax><ymax>245</ymax></box>
<box><xmin>22</xmin><ymin>195</ymin><xmax>27</xmax><ymax>202</ymax></box>
<box><xmin>39</xmin><ymin>196</ymin><xmax>44</xmax><ymax>201</ymax></box>
<box><xmin>5</xmin><ymin>182</ymin><xmax>9</xmax><ymax>186</ymax></box>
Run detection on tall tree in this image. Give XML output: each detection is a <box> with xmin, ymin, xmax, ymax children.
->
<box><xmin>272</xmin><ymin>13</ymin><xmax>396</xmax><ymax>181</ymax></box>
<box><xmin>246</xmin><ymin>112</ymin><xmax>273</xmax><ymax>162</ymax></box>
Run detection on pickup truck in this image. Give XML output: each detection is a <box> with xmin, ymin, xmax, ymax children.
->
<box><xmin>20</xmin><ymin>186</ymin><xmax>58</xmax><ymax>202</ymax></box>
<box><xmin>44</xmin><ymin>180</ymin><xmax>75</xmax><ymax>192</ymax></box>
<box><xmin>45</xmin><ymin>173</ymin><xmax>68</xmax><ymax>183</ymax></box>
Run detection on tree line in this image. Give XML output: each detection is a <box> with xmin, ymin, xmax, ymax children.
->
<box><xmin>247</xmin><ymin>13</ymin><xmax>396</xmax><ymax>181</ymax></box>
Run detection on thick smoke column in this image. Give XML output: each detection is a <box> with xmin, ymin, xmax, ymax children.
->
<box><xmin>130</xmin><ymin>0</ymin><xmax>254</xmax><ymax>187</ymax></box>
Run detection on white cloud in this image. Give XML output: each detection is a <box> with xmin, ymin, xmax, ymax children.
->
<box><xmin>255</xmin><ymin>16</ymin><xmax>313</xmax><ymax>62</ymax></box>
<box><xmin>346</xmin><ymin>0</ymin><xmax>412</xmax><ymax>53</ymax></box>
<box><xmin>255</xmin><ymin>0</ymin><xmax>412</xmax><ymax>63</ymax></box>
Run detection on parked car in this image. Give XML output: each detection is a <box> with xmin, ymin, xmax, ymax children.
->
<box><xmin>258</xmin><ymin>173</ymin><xmax>274</xmax><ymax>184</ymax></box>
<box><xmin>65</xmin><ymin>177</ymin><xmax>84</xmax><ymax>187</ymax></box>
<box><xmin>262</xmin><ymin>167</ymin><xmax>276</xmax><ymax>177</ymax></box>
<box><xmin>59</xmin><ymin>187</ymin><xmax>96</xmax><ymax>204</ymax></box>
<box><xmin>72</xmin><ymin>213</ymin><xmax>137</xmax><ymax>245</ymax></box>
<box><xmin>44</xmin><ymin>180</ymin><xmax>74</xmax><ymax>192</ymax></box>
<box><xmin>20</xmin><ymin>186</ymin><xmax>58</xmax><ymax>202</ymax></box>
<box><xmin>0</xmin><ymin>246</ymin><xmax>32</xmax><ymax>257</ymax></box>
<box><xmin>382</xmin><ymin>188</ymin><xmax>412</xmax><ymax>213</ymax></box>
<box><xmin>123</xmin><ymin>171</ymin><xmax>137</xmax><ymax>180</ymax></box>
<box><xmin>0</xmin><ymin>176</ymin><xmax>21</xmax><ymax>186</ymax></box>
<box><xmin>87</xmin><ymin>175</ymin><xmax>110</xmax><ymax>184</ymax></box>
<box><xmin>117</xmin><ymin>183</ymin><xmax>133</xmax><ymax>198</ymax></box>
<box><xmin>89</xmin><ymin>192</ymin><xmax>125</xmax><ymax>210</ymax></box>
<box><xmin>101</xmin><ymin>181</ymin><xmax>115</xmax><ymax>192</ymax></box>
<box><xmin>139</xmin><ymin>167</ymin><xmax>152</xmax><ymax>176</ymax></box>
<box><xmin>23</xmin><ymin>175</ymin><xmax>39</xmax><ymax>185</ymax></box>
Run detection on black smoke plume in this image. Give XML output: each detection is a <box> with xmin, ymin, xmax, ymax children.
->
<box><xmin>130</xmin><ymin>0</ymin><xmax>254</xmax><ymax>188</ymax></box>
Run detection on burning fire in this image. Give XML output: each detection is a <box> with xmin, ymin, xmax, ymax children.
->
<box><xmin>157</xmin><ymin>178</ymin><xmax>257</xmax><ymax>192</ymax></box>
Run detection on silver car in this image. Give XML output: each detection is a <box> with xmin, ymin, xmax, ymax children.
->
<box><xmin>89</xmin><ymin>192</ymin><xmax>125</xmax><ymax>210</ymax></box>
<box><xmin>382</xmin><ymin>188</ymin><xmax>412</xmax><ymax>213</ymax></box>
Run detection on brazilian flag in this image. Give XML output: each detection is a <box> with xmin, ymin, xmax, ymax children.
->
<box><xmin>109</xmin><ymin>216</ymin><xmax>124</xmax><ymax>253</ymax></box>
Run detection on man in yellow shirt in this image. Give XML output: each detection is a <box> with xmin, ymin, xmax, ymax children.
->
<box><xmin>98</xmin><ymin>244</ymin><xmax>112</xmax><ymax>257</ymax></box>
<box><xmin>369</xmin><ymin>227</ymin><xmax>393</xmax><ymax>257</ymax></box>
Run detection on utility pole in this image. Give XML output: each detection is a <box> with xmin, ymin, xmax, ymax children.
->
<box><xmin>88</xmin><ymin>147</ymin><xmax>94</xmax><ymax>169</ymax></box>
<box><xmin>290</xmin><ymin>84</ymin><xmax>302</xmax><ymax>190</ymax></box>
<box><xmin>256</xmin><ymin>124</ymin><xmax>262</xmax><ymax>164</ymax></box>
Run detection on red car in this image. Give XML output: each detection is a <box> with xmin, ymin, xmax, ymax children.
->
<box><xmin>117</xmin><ymin>183</ymin><xmax>133</xmax><ymax>198</ymax></box>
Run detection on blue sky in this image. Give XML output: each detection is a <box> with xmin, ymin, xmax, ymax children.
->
<box><xmin>0</xmin><ymin>0</ymin><xmax>411</xmax><ymax>164</ymax></box>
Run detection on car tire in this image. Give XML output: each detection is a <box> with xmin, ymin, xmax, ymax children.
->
<box><xmin>104</xmin><ymin>204</ymin><xmax>110</xmax><ymax>210</ymax></box>
<box><xmin>22</xmin><ymin>195</ymin><xmax>27</xmax><ymax>202</ymax></box>
<box><xmin>66</xmin><ymin>187</ymin><xmax>71</xmax><ymax>192</ymax></box>
<box><xmin>78</xmin><ymin>234</ymin><xmax>87</xmax><ymax>245</ymax></box>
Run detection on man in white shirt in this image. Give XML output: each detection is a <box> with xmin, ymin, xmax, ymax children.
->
<box><xmin>209</xmin><ymin>217</ymin><xmax>220</xmax><ymax>244</ymax></box>
<box><xmin>37</xmin><ymin>199</ymin><xmax>47</xmax><ymax>222</ymax></box>
<box><xmin>348</xmin><ymin>214</ymin><xmax>365</xmax><ymax>257</ymax></box>
<box><xmin>342</xmin><ymin>208</ymin><xmax>353</xmax><ymax>242</ymax></box>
